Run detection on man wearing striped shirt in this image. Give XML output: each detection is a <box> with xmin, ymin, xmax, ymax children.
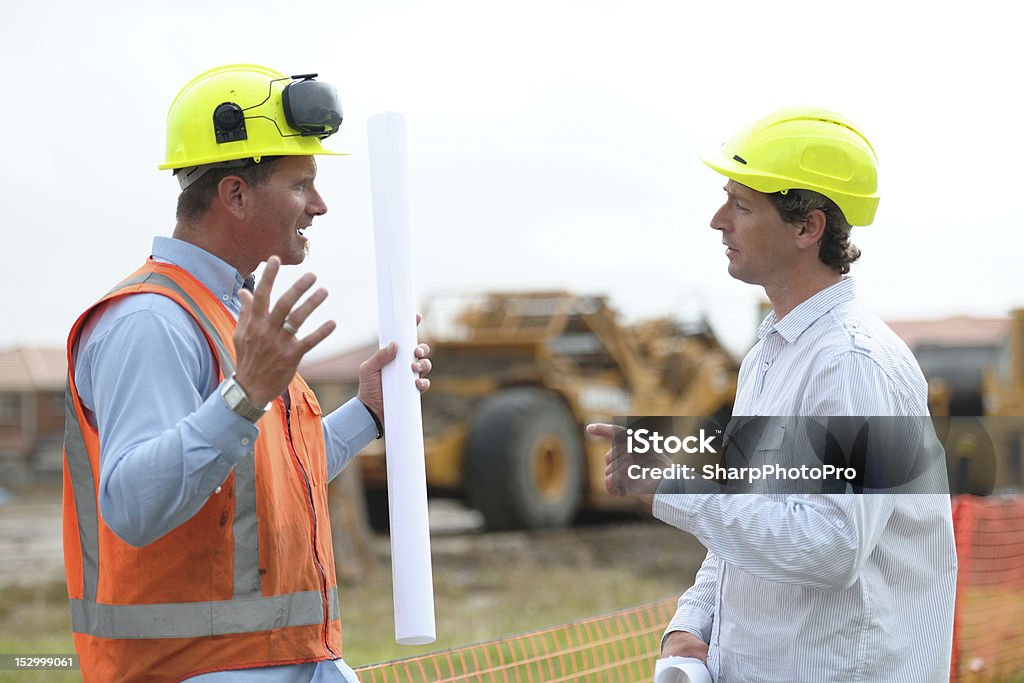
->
<box><xmin>591</xmin><ymin>108</ymin><xmax>956</xmax><ymax>681</ymax></box>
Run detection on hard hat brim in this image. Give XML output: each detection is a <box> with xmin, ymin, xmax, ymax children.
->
<box><xmin>700</xmin><ymin>149</ymin><xmax>794</xmax><ymax>195</ymax></box>
<box><xmin>159</xmin><ymin>148</ymin><xmax>349</xmax><ymax>171</ymax></box>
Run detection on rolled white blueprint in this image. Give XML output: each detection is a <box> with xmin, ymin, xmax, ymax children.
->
<box><xmin>367</xmin><ymin>112</ymin><xmax>436</xmax><ymax>645</ymax></box>
<box><xmin>654</xmin><ymin>657</ymin><xmax>712</xmax><ymax>683</ymax></box>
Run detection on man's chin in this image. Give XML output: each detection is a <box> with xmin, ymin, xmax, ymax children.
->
<box><xmin>280</xmin><ymin>244</ymin><xmax>309</xmax><ymax>266</ymax></box>
<box><xmin>726</xmin><ymin>262</ymin><xmax>745</xmax><ymax>281</ymax></box>
<box><xmin>727</xmin><ymin>264</ymin><xmax>760</xmax><ymax>286</ymax></box>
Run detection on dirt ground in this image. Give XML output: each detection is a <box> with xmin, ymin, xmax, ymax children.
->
<box><xmin>0</xmin><ymin>489</ymin><xmax>703</xmax><ymax>589</ymax></box>
<box><xmin>0</xmin><ymin>492</ymin><xmax>65</xmax><ymax>589</ymax></box>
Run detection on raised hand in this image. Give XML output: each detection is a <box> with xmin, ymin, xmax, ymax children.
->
<box><xmin>233</xmin><ymin>256</ymin><xmax>336</xmax><ymax>406</ymax></box>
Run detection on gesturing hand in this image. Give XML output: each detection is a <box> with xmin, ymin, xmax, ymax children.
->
<box><xmin>233</xmin><ymin>256</ymin><xmax>336</xmax><ymax>406</ymax></box>
<box><xmin>587</xmin><ymin>422</ymin><xmax>669</xmax><ymax>505</ymax></box>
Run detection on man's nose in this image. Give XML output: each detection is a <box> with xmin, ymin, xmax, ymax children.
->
<box><xmin>710</xmin><ymin>205</ymin><xmax>728</xmax><ymax>231</ymax></box>
<box><xmin>308</xmin><ymin>187</ymin><xmax>328</xmax><ymax>216</ymax></box>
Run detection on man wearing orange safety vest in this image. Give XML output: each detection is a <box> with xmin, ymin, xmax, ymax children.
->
<box><xmin>62</xmin><ymin>64</ymin><xmax>432</xmax><ymax>683</ymax></box>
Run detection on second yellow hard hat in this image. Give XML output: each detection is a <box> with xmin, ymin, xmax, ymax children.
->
<box><xmin>701</xmin><ymin>106</ymin><xmax>880</xmax><ymax>226</ymax></box>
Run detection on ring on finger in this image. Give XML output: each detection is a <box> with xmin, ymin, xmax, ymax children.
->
<box><xmin>282</xmin><ymin>319</ymin><xmax>299</xmax><ymax>335</ymax></box>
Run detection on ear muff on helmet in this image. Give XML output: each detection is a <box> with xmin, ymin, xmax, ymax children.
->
<box><xmin>213</xmin><ymin>103</ymin><xmax>247</xmax><ymax>143</ymax></box>
<box><xmin>281</xmin><ymin>77</ymin><xmax>343</xmax><ymax>138</ymax></box>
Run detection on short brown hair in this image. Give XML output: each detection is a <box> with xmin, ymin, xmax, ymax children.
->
<box><xmin>175</xmin><ymin>157</ymin><xmax>283</xmax><ymax>222</ymax></box>
<box><xmin>769</xmin><ymin>189</ymin><xmax>861</xmax><ymax>274</ymax></box>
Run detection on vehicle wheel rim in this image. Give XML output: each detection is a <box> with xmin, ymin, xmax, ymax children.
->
<box><xmin>531</xmin><ymin>434</ymin><xmax>568</xmax><ymax>502</ymax></box>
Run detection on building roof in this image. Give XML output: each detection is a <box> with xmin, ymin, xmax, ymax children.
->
<box><xmin>0</xmin><ymin>346</ymin><xmax>67</xmax><ymax>392</ymax></box>
<box><xmin>885</xmin><ymin>316</ymin><xmax>1009</xmax><ymax>351</ymax></box>
<box><xmin>299</xmin><ymin>342</ymin><xmax>378</xmax><ymax>384</ymax></box>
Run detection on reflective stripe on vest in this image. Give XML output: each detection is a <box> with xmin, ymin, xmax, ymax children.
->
<box><xmin>64</xmin><ymin>384</ymin><xmax>99</xmax><ymax>603</ymax></box>
<box><xmin>64</xmin><ymin>266</ymin><xmax>307</xmax><ymax>636</ymax></box>
<box><xmin>69</xmin><ymin>586</ymin><xmax>340</xmax><ymax>639</ymax></box>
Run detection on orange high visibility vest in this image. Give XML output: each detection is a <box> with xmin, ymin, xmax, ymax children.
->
<box><xmin>63</xmin><ymin>260</ymin><xmax>342</xmax><ymax>683</ymax></box>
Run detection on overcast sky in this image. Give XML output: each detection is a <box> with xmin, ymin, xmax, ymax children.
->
<box><xmin>1</xmin><ymin>0</ymin><xmax>1020</xmax><ymax>359</ymax></box>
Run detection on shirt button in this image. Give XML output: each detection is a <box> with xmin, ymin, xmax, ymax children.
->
<box><xmin>222</xmin><ymin>294</ymin><xmax>230</xmax><ymax>301</ymax></box>
<box><xmin>241</xmin><ymin>437</ymin><xmax>251</xmax><ymax>446</ymax></box>
<box><xmin>215</xmin><ymin>486</ymin><xmax>222</xmax><ymax>494</ymax></box>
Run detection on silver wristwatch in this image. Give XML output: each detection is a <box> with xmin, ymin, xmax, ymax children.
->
<box><xmin>220</xmin><ymin>374</ymin><xmax>270</xmax><ymax>423</ymax></box>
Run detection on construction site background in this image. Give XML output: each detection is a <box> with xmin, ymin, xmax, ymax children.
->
<box><xmin>1</xmin><ymin>303</ymin><xmax>1022</xmax><ymax>681</ymax></box>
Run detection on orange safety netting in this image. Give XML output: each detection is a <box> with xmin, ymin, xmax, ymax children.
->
<box><xmin>353</xmin><ymin>598</ymin><xmax>678</xmax><ymax>683</ymax></box>
<box><xmin>952</xmin><ymin>495</ymin><xmax>1024</xmax><ymax>681</ymax></box>
<box><xmin>355</xmin><ymin>495</ymin><xmax>1024</xmax><ymax>682</ymax></box>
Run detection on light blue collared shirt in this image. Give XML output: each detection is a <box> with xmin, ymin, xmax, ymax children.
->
<box><xmin>73</xmin><ymin>237</ymin><xmax>375</xmax><ymax>682</ymax></box>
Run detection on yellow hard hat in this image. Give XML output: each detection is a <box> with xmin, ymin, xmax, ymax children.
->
<box><xmin>159</xmin><ymin>64</ymin><xmax>345</xmax><ymax>171</ymax></box>
<box><xmin>701</xmin><ymin>106</ymin><xmax>880</xmax><ymax>226</ymax></box>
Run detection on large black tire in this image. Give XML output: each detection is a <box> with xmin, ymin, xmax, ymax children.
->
<box><xmin>464</xmin><ymin>388</ymin><xmax>585</xmax><ymax>530</ymax></box>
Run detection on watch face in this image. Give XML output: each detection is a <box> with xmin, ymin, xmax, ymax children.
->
<box><xmin>223</xmin><ymin>378</ymin><xmax>264</xmax><ymax>422</ymax></box>
<box><xmin>225</xmin><ymin>383</ymin><xmax>245</xmax><ymax>407</ymax></box>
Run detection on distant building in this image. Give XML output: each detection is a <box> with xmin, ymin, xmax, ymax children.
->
<box><xmin>0</xmin><ymin>341</ymin><xmax>381</xmax><ymax>477</ymax></box>
<box><xmin>887</xmin><ymin>316</ymin><xmax>1010</xmax><ymax>416</ymax></box>
<box><xmin>0</xmin><ymin>346</ymin><xmax>67</xmax><ymax>473</ymax></box>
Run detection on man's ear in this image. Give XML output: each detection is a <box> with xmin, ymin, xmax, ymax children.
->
<box><xmin>795</xmin><ymin>209</ymin><xmax>827</xmax><ymax>249</ymax></box>
<box><xmin>216</xmin><ymin>175</ymin><xmax>248</xmax><ymax>219</ymax></box>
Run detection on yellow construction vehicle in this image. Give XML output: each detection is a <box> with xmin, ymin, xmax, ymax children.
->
<box><xmin>360</xmin><ymin>291</ymin><xmax>737</xmax><ymax>530</ymax></box>
<box><xmin>984</xmin><ymin>309</ymin><xmax>1024</xmax><ymax>418</ymax></box>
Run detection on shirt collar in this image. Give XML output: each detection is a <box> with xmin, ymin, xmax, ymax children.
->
<box><xmin>758</xmin><ymin>277</ymin><xmax>857</xmax><ymax>344</ymax></box>
<box><xmin>150</xmin><ymin>236</ymin><xmax>246</xmax><ymax>306</ymax></box>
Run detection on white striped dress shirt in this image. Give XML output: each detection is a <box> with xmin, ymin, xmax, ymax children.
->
<box><xmin>653</xmin><ymin>277</ymin><xmax>957</xmax><ymax>682</ymax></box>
